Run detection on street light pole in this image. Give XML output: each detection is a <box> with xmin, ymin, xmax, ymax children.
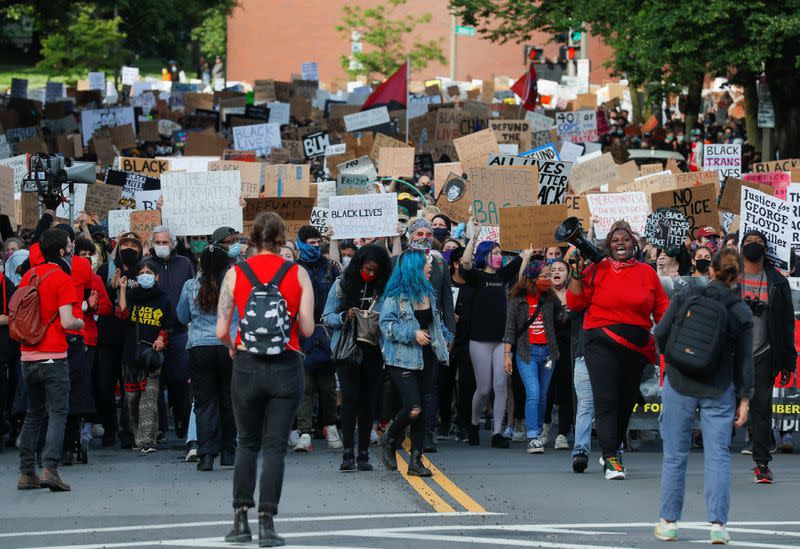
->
<box><xmin>450</xmin><ymin>14</ymin><xmax>457</xmax><ymax>81</ymax></box>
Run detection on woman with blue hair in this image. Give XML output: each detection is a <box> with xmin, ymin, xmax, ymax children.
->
<box><xmin>379</xmin><ymin>250</ymin><xmax>452</xmax><ymax>477</ymax></box>
<box><xmin>460</xmin><ymin>218</ymin><xmax>531</xmax><ymax>448</ymax></box>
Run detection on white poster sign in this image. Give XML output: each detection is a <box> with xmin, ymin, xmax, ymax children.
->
<box><xmin>232</xmin><ymin>123</ymin><xmax>282</xmax><ymax>155</ymax></box>
<box><xmin>88</xmin><ymin>72</ymin><xmax>106</xmax><ymax>92</ymax></box>
<box><xmin>80</xmin><ymin>106</ymin><xmax>136</xmax><ymax>145</ymax></box>
<box><xmin>787</xmin><ymin>184</ymin><xmax>800</xmax><ymax>254</ymax></box>
<box><xmin>585</xmin><ymin>192</ymin><xmax>649</xmax><ymax>240</ymax></box>
<box><xmin>157</xmin><ymin>156</ymin><xmax>219</xmax><ymax>173</ymax></box>
<box><xmin>161</xmin><ymin>171</ymin><xmax>243</xmax><ymax>236</ymax></box>
<box><xmin>301</xmin><ymin>62</ymin><xmax>319</xmax><ymax>81</ymax></box>
<box><xmin>121</xmin><ymin>66</ymin><xmax>140</xmax><ymax>86</ymax></box>
<box><xmin>740</xmin><ymin>186</ymin><xmax>791</xmax><ymax>270</ymax></box>
<box><xmin>267</xmin><ymin>102</ymin><xmax>290</xmax><ymax>126</ymax></box>
<box><xmin>315</xmin><ymin>180</ymin><xmax>336</xmax><ymax>209</ymax></box>
<box><xmin>328</xmin><ymin>192</ymin><xmax>398</xmax><ymax>240</ymax></box>
<box><xmin>702</xmin><ymin>143</ymin><xmax>741</xmax><ymax>185</ymax></box>
<box><xmin>556</xmin><ymin>110</ymin><xmax>598</xmax><ymax>143</ymax></box>
<box><xmin>0</xmin><ymin>154</ymin><xmax>28</xmax><ymax>196</ymax></box>
<box><xmin>55</xmin><ymin>184</ymin><xmax>88</xmax><ymax>219</ymax></box>
<box><xmin>344</xmin><ymin>107</ymin><xmax>390</xmax><ymax>132</ymax></box>
<box><xmin>107</xmin><ymin>209</ymin><xmax>134</xmax><ymax>238</ymax></box>
<box><xmin>0</xmin><ymin>135</ymin><xmax>11</xmax><ymax>159</ymax></box>
<box><xmin>310</xmin><ymin>207</ymin><xmax>330</xmax><ymax>236</ymax></box>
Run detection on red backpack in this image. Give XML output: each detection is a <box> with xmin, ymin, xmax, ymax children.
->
<box><xmin>9</xmin><ymin>267</ymin><xmax>59</xmax><ymax>345</ymax></box>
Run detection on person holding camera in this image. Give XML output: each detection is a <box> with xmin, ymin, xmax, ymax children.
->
<box><xmin>566</xmin><ymin>221</ymin><xmax>670</xmax><ymax>480</ymax></box>
<box><xmin>738</xmin><ymin>230</ymin><xmax>796</xmax><ymax>483</ymax></box>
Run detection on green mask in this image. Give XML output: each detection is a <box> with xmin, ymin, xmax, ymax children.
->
<box><xmin>190</xmin><ymin>240</ymin><xmax>208</xmax><ymax>254</ymax></box>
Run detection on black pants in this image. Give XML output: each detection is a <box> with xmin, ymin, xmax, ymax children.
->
<box><xmin>453</xmin><ymin>342</ymin><xmax>476</xmax><ymax>430</ymax></box>
<box><xmin>19</xmin><ymin>359</ymin><xmax>70</xmax><ymax>473</ymax></box>
<box><xmin>511</xmin><ymin>354</ymin><xmax>526</xmax><ymax>422</ymax></box>
<box><xmin>751</xmin><ymin>350</ymin><xmax>774</xmax><ymax>466</ymax></box>
<box><xmin>96</xmin><ymin>343</ymin><xmax>126</xmax><ymax>440</ymax></box>
<box><xmin>386</xmin><ymin>347</ymin><xmax>436</xmax><ymax>452</ymax></box>
<box><xmin>296</xmin><ymin>368</ymin><xmax>337</xmax><ymax>434</ymax></box>
<box><xmin>232</xmin><ymin>351</ymin><xmax>303</xmax><ymax>515</ymax></box>
<box><xmin>189</xmin><ymin>345</ymin><xmax>236</xmax><ymax>457</ymax></box>
<box><xmin>584</xmin><ymin>329</ymin><xmax>647</xmax><ymax>458</ymax></box>
<box><xmin>159</xmin><ymin>332</ymin><xmax>190</xmax><ymax>435</ymax></box>
<box><xmin>336</xmin><ymin>344</ymin><xmax>381</xmax><ymax>452</ymax></box>
<box><xmin>545</xmin><ymin>334</ymin><xmax>574</xmax><ymax>435</ymax></box>
<box><xmin>437</xmin><ymin>355</ymin><xmax>457</xmax><ymax>427</ymax></box>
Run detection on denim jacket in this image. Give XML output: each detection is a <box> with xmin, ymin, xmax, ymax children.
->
<box><xmin>321</xmin><ymin>277</ymin><xmax>384</xmax><ymax>352</ymax></box>
<box><xmin>177</xmin><ymin>276</ymin><xmax>236</xmax><ymax>349</ymax></box>
<box><xmin>379</xmin><ymin>293</ymin><xmax>453</xmax><ymax>370</ymax></box>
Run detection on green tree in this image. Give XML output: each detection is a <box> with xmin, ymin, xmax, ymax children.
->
<box><xmin>336</xmin><ymin>0</ymin><xmax>446</xmax><ymax>80</ymax></box>
<box><xmin>35</xmin><ymin>5</ymin><xmax>128</xmax><ymax>77</ymax></box>
<box><xmin>190</xmin><ymin>4</ymin><xmax>228</xmax><ymax>60</ymax></box>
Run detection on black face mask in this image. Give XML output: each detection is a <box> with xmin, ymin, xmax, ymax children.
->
<box><xmin>742</xmin><ymin>242</ymin><xmax>765</xmax><ymax>262</ymax></box>
<box><xmin>119</xmin><ymin>248</ymin><xmax>139</xmax><ymax>268</ymax></box>
<box><xmin>695</xmin><ymin>259</ymin><xmax>711</xmax><ymax>273</ymax></box>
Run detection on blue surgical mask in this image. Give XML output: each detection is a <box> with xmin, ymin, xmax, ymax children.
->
<box><xmin>297</xmin><ymin>240</ymin><xmax>321</xmax><ymax>262</ymax></box>
<box><xmin>137</xmin><ymin>273</ymin><xmax>156</xmax><ymax>288</ymax></box>
<box><xmin>226</xmin><ymin>243</ymin><xmax>241</xmax><ymax>259</ymax></box>
<box><xmin>545</xmin><ymin>257</ymin><xmax>558</xmax><ymax>265</ymax></box>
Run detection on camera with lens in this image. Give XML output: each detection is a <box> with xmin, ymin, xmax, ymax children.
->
<box><xmin>744</xmin><ymin>296</ymin><xmax>766</xmax><ymax>317</ymax></box>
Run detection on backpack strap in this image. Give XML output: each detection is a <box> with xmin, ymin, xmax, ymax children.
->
<box><xmin>237</xmin><ymin>260</ymin><xmax>265</xmax><ymax>290</ymax></box>
<box><xmin>269</xmin><ymin>260</ymin><xmax>295</xmax><ymax>287</ymax></box>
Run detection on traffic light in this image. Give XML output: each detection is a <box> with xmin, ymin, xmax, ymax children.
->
<box><xmin>523</xmin><ymin>45</ymin><xmax>544</xmax><ymax>64</ymax></box>
<box><xmin>571</xmin><ymin>30</ymin><xmax>582</xmax><ymax>42</ymax></box>
<box><xmin>567</xmin><ymin>46</ymin><xmax>576</xmax><ymax>60</ymax></box>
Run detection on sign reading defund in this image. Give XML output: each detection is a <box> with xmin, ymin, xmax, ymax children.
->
<box><xmin>740</xmin><ymin>186</ymin><xmax>791</xmax><ymax>270</ymax></box>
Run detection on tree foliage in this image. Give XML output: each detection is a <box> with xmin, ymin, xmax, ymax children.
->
<box><xmin>336</xmin><ymin>0</ymin><xmax>446</xmax><ymax>80</ymax></box>
<box><xmin>190</xmin><ymin>4</ymin><xmax>228</xmax><ymax>59</ymax></box>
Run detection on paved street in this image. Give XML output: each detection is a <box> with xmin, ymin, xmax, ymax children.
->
<box><xmin>1</xmin><ymin>431</ymin><xmax>798</xmax><ymax>548</ymax></box>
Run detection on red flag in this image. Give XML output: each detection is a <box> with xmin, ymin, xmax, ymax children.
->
<box><xmin>361</xmin><ymin>61</ymin><xmax>408</xmax><ymax>111</ymax></box>
<box><xmin>511</xmin><ymin>64</ymin><xmax>538</xmax><ymax>111</ymax></box>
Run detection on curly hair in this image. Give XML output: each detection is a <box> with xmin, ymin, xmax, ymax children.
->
<box><xmin>339</xmin><ymin>244</ymin><xmax>392</xmax><ymax>308</ymax></box>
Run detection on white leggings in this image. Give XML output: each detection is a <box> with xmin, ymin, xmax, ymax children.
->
<box><xmin>469</xmin><ymin>340</ymin><xmax>508</xmax><ymax>435</ymax></box>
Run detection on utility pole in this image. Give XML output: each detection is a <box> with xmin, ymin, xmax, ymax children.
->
<box><xmin>566</xmin><ymin>27</ymin><xmax>576</xmax><ymax>77</ymax></box>
<box><xmin>449</xmin><ymin>15</ymin><xmax>457</xmax><ymax>81</ymax></box>
<box><xmin>580</xmin><ymin>28</ymin><xmax>588</xmax><ymax>60</ymax></box>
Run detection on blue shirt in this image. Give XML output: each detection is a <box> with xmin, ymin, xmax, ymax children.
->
<box><xmin>177</xmin><ymin>276</ymin><xmax>237</xmax><ymax>349</ymax></box>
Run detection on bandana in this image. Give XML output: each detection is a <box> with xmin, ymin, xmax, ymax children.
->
<box><xmin>409</xmin><ymin>237</ymin><xmax>433</xmax><ymax>252</ymax></box>
<box><xmin>609</xmin><ymin>258</ymin><xmax>637</xmax><ymax>273</ymax></box>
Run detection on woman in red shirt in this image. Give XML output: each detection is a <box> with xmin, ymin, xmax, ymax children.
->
<box><xmin>216</xmin><ymin>212</ymin><xmax>314</xmax><ymax>547</ymax></box>
<box><xmin>502</xmin><ymin>261</ymin><xmax>563</xmax><ymax>454</ymax></box>
<box><xmin>567</xmin><ymin>221</ymin><xmax>669</xmax><ymax>480</ymax></box>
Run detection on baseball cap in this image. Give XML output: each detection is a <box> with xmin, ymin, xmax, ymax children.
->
<box><xmin>117</xmin><ymin>231</ymin><xmax>142</xmax><ymax>249</ymax></box>
<box><xmin>211</xmin><ymin>226</ymin><xmax>239</xmax><ymax>245</ymax></box>
<box><xmin>695</xmin><ymin>226</ymin><xmax>720</xmax><ymax>239</ymax></box>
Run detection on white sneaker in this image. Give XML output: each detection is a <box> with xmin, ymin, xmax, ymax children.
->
<box><xmin>288</xmin><ymin>429</ymin><xmax>301</xmax><ymax>447</ymax></box>
<box><xmin>294</xmin><ymin>433</ymin><xmax>313</xmax><ymax>452</ymax></box>
<box><xmin>502</xmin><ymin>426</ymin><xmax>514</xmax><ymax>440</ymax></box>
<box><xmin>92</xmin><ymin>424</ymin><xmax>105</xmax><ymax>438</ymax></box>
<box><xmin>185</xmin><ymin>447</ymin><xmax>198</xmax><ymax>462</ymax></box>
<box><xmin>554</xmin><ymin>434</ymin><xmax>570</xmax><ymax>450</ymax></box>
<box><xmin>710</xmin><ymin>523</ymin><xmax>730</xmax><ymax>545</ymax></box>
<box><xmin>324</xmin><ymin>425</ymin><xmax>343</xmax><ymax>449</ymax></box>
<box><xmin>527</xmin><ymin>437</ymin><xmax>544</xmax><ymax>454</ymax></box>
<box><xmin>541</xmin><ymin>423</ymin><xmax>551</xmax><ymax>444</ymax></box>
<box><xmin>512</xmin><ymin>420</ymin><xmax>526</xmax><ymax>442</ymax></box>
<box><xmin>370</xmin><ymin>427</ymin><xmax>379</xmax><ymax>445</ymax></box>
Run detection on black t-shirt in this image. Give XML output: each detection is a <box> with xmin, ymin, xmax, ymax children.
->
<box><xmin>452</xmin><ymin>279</ymin><xmax>474</xmax><ymax>344</ymax></box>
<box><xmin>122</xmin><ymin>285</ymin><xmax>175</xmax><ymax>367</ymax></box>
<box><xmin>462</xmin><ymin>256</ymin><xmax>522</xmax><ymax>342</ymax></box>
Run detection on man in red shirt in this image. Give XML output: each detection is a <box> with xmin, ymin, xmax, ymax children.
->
<box><xmin>16</xmin><ymin>229</ymin><xmax>84</xmax><ymax>492</ymax></box>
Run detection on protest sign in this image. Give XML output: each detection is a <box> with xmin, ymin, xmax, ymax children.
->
<box><xmin>337</xmin><ymin>173</ymin><xmax>371</xmax><ymax>196</ymax></box>
<box><xmin>45</xmin><ymin>81</ymin><xmax>64</xmax><ymax>103</ymax></box>
<box><xmin>325</xmin><ymin>143</ymin><xmax>346</xmax><ymax>156</ymax></box>
<box><xmin>556</xmin><ymin>110</ymin><xmax>598</xmax><ymax>143</ymax></box>
<box><xmin>651</xmin><ymin>183</ymin><xmax>719</xmax><ymax>236</ymax></box>
<box><xmin>743</xmin><ymin>171</ymin><xmax>791</xmax><ymax>201</ymax></box>
<box><xmin>264</xmin><ymin>164</ymin><xmax>310</xmax><ymax>197</ymax></box>
<box><xmin>487</xmin><ymin>154</ymin><xmax>536</xmax><ymax>167</ymax></box>
<box><xmin>328</xmin><ymin>192</ymin><xmax>398</xmax><ymax>240</ymax></box>
<box><xmin>107</xmin><ymin>209</ymin><xmax>134</xmax><ymax>238</ymax></box>
<box><xmin>118</xmin><ymin>157</ymin><xmax>169</xmax><ymax>177</ymax></box>
<box><xmin>254</xmin><ymin>80</ymin><xmax>277</xmax><ymax>104</ymax></box>
<box><xmin>490</xmin><ymin>120</ymin><xmax>531</xmax><ymax>151</ymax></box>
<box><xmin>520</xmin><ymin>143</ymin><xmax>560</xmax><ymax>161</ymax></box>
<box><xmin>468</xmin><ymin>166</ymin><xmax>538</xmax><ymax>226</ymax></box>
<box><xmin>302</xmin><ymin>131</ymin><xmax>330</xmax><ymax>159</ymax></box>
<box><xmin>20</xmin><ymin>192</ymin><xmax>39</xmax><ymax>229</ymax></box>
<box><xmin>435</xmin><ymin>173</ymin><xmax>471</xmax><ymax>223</ymax></box>
<box><xmin>370</xmin><ymin>133</ymin><xmax>408</xmax><ymax>161</ymax></box>
<box><xmin>585</xmin><ymin>192</ymin><xmax>649</xmax><ymax>240</ymax></box>
<box><xmin>130</xmin><ymin>209</ymin><xmax>162</xmax><ymax>241</ymax></box>
<box><xmin>121</xmin><ymin>66</ymin><xmax>139</xmax><ymax>86</ymax></box>
<box><xmin>740</xmin><ymin>186</ymin><xmax>791</xmax><ymax>270</ymax></box>
<box><xmin>161</xmin><ymin>171</ymin><xmax>243</xmax><ymax>236</ymax></box>
<box><xmin>453</xmin><ymin>129</ymin><xmax>500</xmax><ymax>172</ymax></box>
<box><xmin>499</xmin><ymin>204</ymin><xmax>568</xmax><ymax>250</ymax></box>
<box><xmin>702</xmin><ymin>144</ymin><xmax>741</xmax><ymax>185</ymax></box>
<box><xmin>105</xmin><ymin>169</ymin><xmax>161</xmax><ymax>209</ymax></box>
<box><xmin>337</xmin><ymin>155</ymin><xmax>377</xmax><ymax>182</ymax></box>
<box><xmin>644</xmin><ymin>208</ymin><xmax>691</xmax><ymax>249</ymax></box>
<box><xmin>568</xmin><ymin>152</ymin><xmax>617</xmax><ymax>194</ymax></box>
<box><xmin>158</xmin><ymin>156</ymin><xmax>218</xmax><ymax>172</ymax></box>
<box><xmin>639</xmin><ymin>163</ymin><xmax>663</xmax><ymax>176</ymax></box>
<box><xmin>0</xmin><ymin>166</ymin><xmax>14</xmax><ymax>226</ymax></box>
<box><xmin>84</xmin><ymin>182</ymin><xmax>123</xmax><ymax>220</ymax></box>
<box><xmin>88</xmin><ymin>72</ymin><xmax>105</xmax><ymax>92</ymax></box>
<box><xmin>243</xmin><ymin>197</ymin><xmax>314</xmax><ymax>235</ymax></box>
<box><xmin>310</xmin><ymin>206</ymin><xmax>330</xmax><ymax>236</ymax></box>
<box><xmin>718</xmin><ymin>177</ymin><xmax>774</xmax><ymax>214</ymax></box>
<box><xmin>208</xmin><ymin>160</ymin><xmax>263</xmax><ymax>198</ymax></box>
<box><xmin>751</xmin><ymin>159</ymin><xmax>799</xmax><ymax>174</ymax></box>
<box><xmin>565</xmin><ymin>194</ymin><xmax>590</xmax><ymax>229</ymax></box>
<box><xmin>314</xmin><ymin>180</ymin><xmax>336</xmax><ymax>208</ymax></box>
<box><xmin>344</xmin><ymin>107</ymin><xmax>390</xmax><ymax>132</ymax></box>
<box><xmin>265</xmin><ymin>102</ymin><xmax>290</xmax><ymax>126</ymax></box>
<box><xmin>788</xmin><ymin>184</ymin><xmax>800</xmax><ymax>253</ymax></box>
<box><xmin>526</xmin><ymin>111</ymin><xmax>555</xmax><ymax>132</ymax></box>
<box><xmin>0</xmin><ymin>154</ymin><xmax>27</xmax><ymax>195</ymax></box>
<box><xmin>232</xmin><ymin>123</ymin><xmax>281</xmax><ymax>155</ymax></box>
<box><xmin>300</xmin><ymin>62</ymin><xmax>319</xmax><ymax>81</ymax></box>
<box><xmin>536</xmin><ymin>161</ymin><xmax>571</xmax><ymax>205</ymax></box>
<box><xmin>80</xmin><ymin>107</ymin><xmax>136</xmax><ymax>145</ymax></box>
<box><xmin>0</xmin><ymin>135</ymin><xmax>11</xmax><ymax>159</ymax></box>
<box><xmin>10</xmin><ymin>78</ymin><xmax>28</xmax><ymax>98</ymax></box>
<box><xmin>108</xmin><ymin>125</ymin><xmax>137</xmax><ymax>150</ymax></box>
<box><xmin>378</xmin><ymin>147</ymin><xmax>415</xmax><ymax>177</ymax></box>
<box><xmin>674</xmin><ymin>170</ymin><xmax>719</xmax><ymax>190</ymax></box>
<box><xmin>617</xmin><ymin>170</ymin><xmax>676</xmax><ymax>200</ymax></box>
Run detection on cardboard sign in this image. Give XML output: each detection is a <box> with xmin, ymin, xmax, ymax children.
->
<box><xmin>674</xmin><ymin>170</ymin><xmax>719</xmax><ymax>190</ymax></box>
<box><xmin>490</xmin><ymin>120</ymin><xmax>531</xmax><ymax>151</ymax></box>
<box><xmin>520</xmin><ymin>143</ymin><xmax>560</xmax><ymax>161</ymax></box>
<box><xmin>740</xmin><ymin>186</ymin><xmax>790</xmax><ymax>270</ymax></box>
<box><xmin>0</xmin><ymin>154</ymin><xmax>29</xmax><ymax>195</ymax></box>
<box><xmin>585</xmin><ymin>192</ymin><xmax>650</xmax><ymax>240</ymax></box>
<box><xmin>743</xmin><ymin>171</ymin><xmax>791</xmax><ymax>201</ymax></box>
<box><xmin>208</xmin><ymin>160</ymin><xmax>263</xmax><ymax>198</ymax></box>
<box><xmin>264</xmin><ymin>164</ymin><xmax>310</xmax><ymax>197</ymax></box>
<box><xmin>639</xmin><ymin>163</ymin><xmax>663</xmax><ymax>176</ymax></box>
<box><xmin>243</xmin><ymin>197</ymin><xmax>314</xmax><ymax>236</ymax></box>
<box><xmin>370</xmin><ymin>132</ymin><xmax>407</xmax><ymax>161</ymax></box>
<box><xmin>160</xmin><ymin>171</ymin><xmax>243</xmax><ymax>236</ymax></box>
<box><xmin>130</xmin><ymin>209</ymin><xmax>162</xmax><ymax>241</ymax></box>
<box><xmin>644</xmin><ymin>208</ymin><xmax>691</xmax><ymax>249</ymax></box>
<box><xmin>328</xmin><ymin>192</ymin><xmax>398</xmax><ymax>240</ymax></box>
<box><xmin>453</xmin><ymin>129</ymin><xmax>500</xmax><ymax>172</ymax></box>
<box><xmin>232</xmin><ymin>123</ymin><xmax>281</xmax><ymax>155</ymax></box>
<box><xmin>310</xmin><ymin>206</ymin><xmax>330</xmax><ymax>236</ymax></box>
<box><xmin>568</xmin><ymin>152</ymin><xmax>617</xmax><ymax>194</ymax></box>
<box><xmin>556</xmin><ymin>110</ymin><xmax>598</xmax><ymax>143</ymax></box>
<box><xmin>254</xmin><ymin>80</ymin><xmax>277</xmax><ymax>104</ymax></box>
<box><xmin>344</xmin><ymin>107</ymin><xmax>390</xmax><ymax>132</ymax></box>
<box><xmin>107</xmin><ymin>209</ymin><xmax>133</xmax><ymax>238</ymax></box>
<box><xmin>435</xmin><ymin>172</ymin><xmax>471</xmax><ymax>223</ymax></box>
<box><xmin>651</xmin><ymin>183</ymin><xmax>719</xmax><ymax>236</ymax></box>
<box><xmin>0</xmin><ymin>166</ymin><xmax>14</xmax><ymax>226</ymax></box>
<box><xmin>80</xmin><ymin>106</ymin><xmax>136</xmax><ymax>145</ymax></box>
<box><xmin>20</xmin><ymin>192</ymin><xmax>39</xmax><ymax>229</ymax></box>
<box><xmin>118</xmin><ymin>157</ymin><xmax>169</xmax><ymax>177</ymax></box>
<box><xmin>702</xmin><ymin>144</ymin><xmax>741</xmax><ymax>185</ymax></box>
<box><xmin>378</xmin><ymin>146</ymin><xmax>415</xmax><ymax>177</ymax></box>
<box><xmin>105</xmin><ymin>169</ymin><xmax>161</xmax><ymax>209</ymax></box>
<box><xmin>499</xmin><ymin>204</ymin><xmax>568</xmax><ymax>250</ymax></box>
<box><xmin>718</xmin><ymin>177</ymin><xmax>774</xmax><ymax>214</ymax></box>
<box><xmin>0</xmin><ymin>134</ymin><xmax>12</xmax><ymax>159</ymax></box>
<box><xmin>337</xmin><ymin>173</ymin><xmax>371</xmax><ymax>196</ymax></box>
<box><xmin>787</xmin><ymin>184</ymin><xmax>800</xmax><ymax>253</ymax></box>
<box><xmin>302</xmin><ymin>131</ymin><xmax>330</xmax><ymax>159</ymax></box>
<box><xmin>337</xmin><ymin>155</ymin><xmax>378</xmax><ymax>182</ymax></box>
<box><xmin>314</xmin><ymin>181</ymin><xmax>336</xmax><ymax>208</ymax></box>
<box><xmin>751</xmin><ymin>159</ymin><xmax>800</xmax><ymax>174</ymax></box>
<box><xmin>617</xmin><ymin>170</ymin><xmax>676</xmax><ymax>199</ymax></box>
<box><xmin>565</xmin><ymin>194</ymin><xmax>590</xmax><ymax>229</ymax></box>
<box><xmin>468</xmin><ymin>166</ymin><xmax>538</xmax><ymax>226</ymax></box>
<box><xmin>83</xmin><ymin>182</ymin><xmax>123</xmax><ymax>220</ymax></box>
<box><xmin>184</xmin><ymin>132</ymin><xmax>230</xmax><ymax>157</ymax></box>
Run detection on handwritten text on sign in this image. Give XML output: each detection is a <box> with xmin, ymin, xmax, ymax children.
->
<box><xmin>703</xmin><ymin>144</ymin><xmax>741</xmax><ymax>185</ymax></box>
<box><xmin>328</xmin><ymin>192</ymin><xmax>398</xmax><ymax>240</ymax></box>
<box><xmin>468</xmin><ymin>166</ymin><xmax>538</xmax><ymax>226</ymax></box>
<box><xmin>556</xmin><ymin>110</ymin><xmax>598</xmax><ymax>143</ymax></box>
<box><xmin>650</xmin><ymin>183</ymin><xmax>719</xmax><ymax>236</ymax></box>
<box><xmin>232</xmin><ymin>123</ymin><xmax>282</xmax><ymax>155</ymax></box>
<box><xmin>585</xmin><ymin>192</ymin><xmax>649</xmax><ymax>240</ymax></box>
<box><xmin>161</xmin><ymin>171</ymin><xmax>243</xmax><ymax>236</ymax></box>
<box><xmin>740</xmin><ymin>186</ymin><xmax>790</xmax><ymax>270</ymax></box>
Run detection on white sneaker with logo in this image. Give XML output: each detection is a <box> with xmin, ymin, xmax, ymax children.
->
<box><xmin>288</xmin><ymin>429</ymin><xmax>301</xmax><ymax>447</ymax></box>
<box><xmin>294</xmin><ymin>433</ymin><xmax>313</xmax><ymax>452</ymax></box>
<box><xmin>325</xmin><ymin>425</ymin><xmax>343</xmax><ymax>450</ymax></box>
<box><xmin>554</xmin><ymin>434</ymin><xmax>570</xmax><ymax>450</ymax></box>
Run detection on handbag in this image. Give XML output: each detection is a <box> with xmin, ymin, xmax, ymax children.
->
<box><xmin>134</xmin><ymin>321</ymin><xmax>164</xmax><ymax>373</ymax></box>
<box><xmin>354</xmin><ymin>296</ymin><xmax>381</xmax><ymax>346</ymax></box>
<box><xmin>333</xmin><ymin>317</ymin><xmax>363</xmax><ymax>365</ymax></box>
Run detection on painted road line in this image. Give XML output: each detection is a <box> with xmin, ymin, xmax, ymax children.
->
<box><xmin>401</xmin><ymin>438</ymin><xmax>486</xmax><ymax>513</ymax></box>
<box><xmin>344</xmin><ymin>531</ymin><xmax>626</xmax><ymax>548</ymax></box>
<box><xmin>395</xmin><ymin>448</ymin><xmax>456</xmax><ymax>513</ymax></box>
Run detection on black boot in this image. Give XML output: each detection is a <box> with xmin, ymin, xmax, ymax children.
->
<box><xmin>406</xmin><ymin>449</ymin><xmax>432</xmax><ymax>477</ymax></box>
<box><xmin>468</xmin><ymin>424</ymin><xmax>480</xmax><ymax>446</ymax></box>
<box><xmin>356</xmin><ymin>450</ymin><xmax>373</xmax><ymax>471</ymax></box>
<box><xmin>197</xmin><ymin>454</ymin><xmax>214</xmax><ymax>471</ymax></box>
<box><xmin>339</xmin><ymin>449</ymin><xmax>356</xmax><ymax>472</ymax></box>
<box><xmin>423</xmin><ymin>431</ymin><xmax>438</xmax><ymax>453</ymax></box>
<box><xmin>225</xmin><ymin>507</ymin><xmax>252</xmax><ymax>543</ymax></box>
<box><xmin>381</xmin><ymin>430</ymin><xmax>398</xmax><ymax>471</ymax></box>
<box><xmin>258</xmin><ymin>512</ymin><xmax>285</xmax><ymax>547</ymax></box>
<box><xmin>491</xmin><ymin>433</ymin><xmax>510</xmax><ymax>448</ymax></box>
<box><xmin>220</xmin><ymin>448</ymin><xmax>236</xmax><ymax>467</ymax></box>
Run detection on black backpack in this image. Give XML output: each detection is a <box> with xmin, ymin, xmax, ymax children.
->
<box><xmin>237</xmin><ymin>260</ymin><xmax>296</xmax><ymax>356</ymax></box>
<box><xmin>664</xmin><ymin>286</ymin><xmax>739</xmax><ymax>377</ymax></box>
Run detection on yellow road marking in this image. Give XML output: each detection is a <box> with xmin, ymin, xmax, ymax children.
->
<box><xmin>401</xmin><ymin>439</ymin><xmax>486</xmax><ymax>513</ymax></box>
<box><xmin>395</xmin><ymin>446</ymin><xmax>455</xmax><ymax>513</ymax></box>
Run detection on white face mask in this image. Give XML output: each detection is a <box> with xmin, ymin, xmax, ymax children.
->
<box><xmin>342</xmin><ymin>256</ymin><xmax>352</xmax><ymax>268</ymax></box>
<box><xmin>153</xmin><ymin>245</ymin><xmax>171</xmax><ymax>259</ymax></box>
<box><xmin>90</xmin><ymin>255</ymin><xmax>99</xmax><ymax>270</ymax></box>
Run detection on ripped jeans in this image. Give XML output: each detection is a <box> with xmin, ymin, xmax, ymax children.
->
<box><xmin>385</xmin><ymin>347</ymin><xmax>437</xmax><ymax>452</ymax></box>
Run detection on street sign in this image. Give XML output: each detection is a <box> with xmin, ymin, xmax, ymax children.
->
<box><xmin>455</xmin><ymin>25</ymin><xmax>476</xmax><ymax>36</ymax></box>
